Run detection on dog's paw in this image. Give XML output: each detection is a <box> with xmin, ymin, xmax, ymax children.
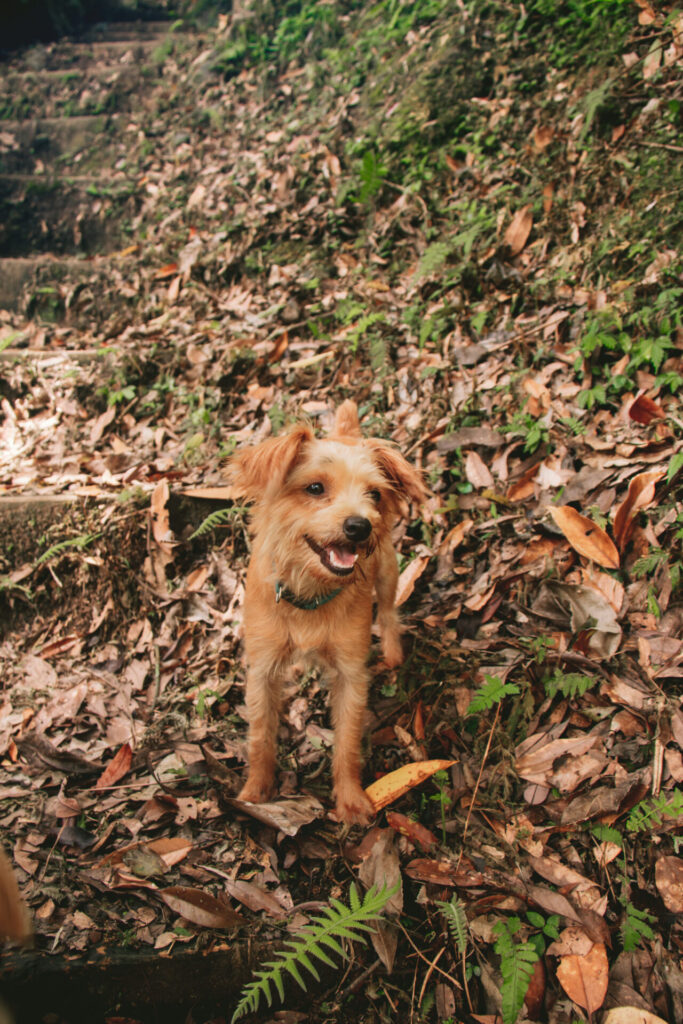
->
<box><xmin>238</xmin><ymin>776</ymin><xmax>274</xmax><ymax>804</ymax></box>
<box><xmin>381</xmin><ymin>629</ymin><xmax>404</xmax><ymax>669</ymax></box>
<box><xmin>334</xmin><ymin>784</ymin><xmax>376</xmax><ymax>826</ymax></box>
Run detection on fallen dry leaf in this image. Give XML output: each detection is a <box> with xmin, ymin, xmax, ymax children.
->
<box><xmin>464</xmin><ymin>450</ymin><xmax>494</xmax><ymax>489</ymax></box>
<box><xmin>628</xmin><ymin>393</ymin><xmax>665</xmax><ymax>424</ymax></box>
<box><xmin>654</xmin><ymin>855</ymin><xmax>683</xmax><ymax>913</ymax></box>
<box><xmin>365</xmin><ymin>759</ymin><xmax>455</xmax><ymax>811</ymax></box>
<box><xmin>548</xmin><ymin>505</ymin><xmax>619</xmax><ymax>569</ymax></box>
<box><xmin>613</xmin><ymin>469</ymin><xmax>665</xmax><ymax>552</ymax></box>
<box><xmin>150</xmin><ymin>478</ymin><xmax>173</xmax><ymax>553</ymax></box>
<box><xmin>556</xmin><ymin>941</ymin><xmax>609</xmax><ymax>1015</ymax></box>
<box><xmin>95</xmin><ymin>743</ymin><xmax>132</xmax><ymax>790</ymax></box>
<box><xmin>602</xmin><ymin>1009</ymin><xmax>669</xmax><ymax>1024</ymax></box>
<box><xmin>159</xmin><ymin>886</ymin><xmax>244</xmax><ymax>930</ymax></box>
<box><xmin>385</xmin><ymin>811</ymin><xmax>438</xmax><ymax>850</ymax></box>
<box><xmin>404</xmin><ymin>858</ymin><xmax>458</xmax><ymax>886</ymax></box>
<box><xmin>229</xmin><ymin>795</ymin><xmax>325</xmax><ymax>835</ymax></box>
<box><xmin>504</xmin><ymin>204</ymin><xmax>533</xmax><ymax>256</ymax></box>
<box><xmin>395</xmin><ymin>554</ymin><xmax>430</xmax><ymax>607</ymax></box>
<box><xmin>225</xmin><ymin>879</ymin><xmax>288</xmax><ymax>918</ymax></box>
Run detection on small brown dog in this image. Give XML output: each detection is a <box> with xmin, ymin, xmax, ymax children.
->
<box><xmin>230</xmin><ymin>400</ymin><xmax>425</xmax><ymax>824</ymax></box>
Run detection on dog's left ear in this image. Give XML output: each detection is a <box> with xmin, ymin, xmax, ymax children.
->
<box><xmin>368</xmin><ymin>440</ymin><xmax>427</xmax><ymax>506</ymax></box>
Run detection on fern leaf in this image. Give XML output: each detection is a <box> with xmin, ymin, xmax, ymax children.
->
<box><xmin>621</xmin><ymin>901</ymin><xmax>656</xmax><ymax>952</ymax></box>
<box><xmin>467</xmin><ymin>674</ymin><xmax>520</xmax><ymax>716</ymax></box>
<box><xmin>230</xmin><ymin>882</ymin><xmax>398</xmax><ymax>1023</ymax></box>
<box><xmin>283</xmin><ymin>958</ymin><xmax>307</xmax><ymax>990</ymax></box>
<box><xmin>36</xmin><ymin>532</ymin><xmax>101</xmax><ymax>566</ymax></box>
<box><xmin>189</xmin><ymin>505</ymin><xmax>246</xmax><ymax>540</ymax></box>
<box><xmin>437</xmin><ymin>895</ymin><xmax>468</xmax><ymax>955</ymax></box>
<box><xmin>494</xmin><ymin>919</ymin><xmax>539</xmax><ymax>1024</ymax></box>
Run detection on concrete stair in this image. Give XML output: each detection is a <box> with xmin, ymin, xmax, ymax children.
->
<box><xmin>0</xmin><ymin>16</ymin><xmax>183</xmax><ymax>315</ymax></box>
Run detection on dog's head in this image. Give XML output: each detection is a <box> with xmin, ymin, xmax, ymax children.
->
<box><xmin>230</xmin><ymin>401</ymin><xmax>426</xmax><ymax>590</ymax></box>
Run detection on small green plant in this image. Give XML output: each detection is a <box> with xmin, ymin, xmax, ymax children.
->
<box><xmin>357</xmin><ymin>150</ymin><xmax>387</xmax><ymax>203</ymax></box>
<box><xmin>430</xmin><ymin>769</ymin><xmax>453</xmax><ymax>843</ymax></box>
<box><xmin>493</xmin><ymin>917</ymin><xmax>539</xmax><ymax>1024</ymax></box>
<box><xmin>620</xmin><ymin>898</ymin><xmax>656</xmax><ymax>952</ymax></box>
<box><xmin>632</xmin><ymin>548</ymin><xmax>668</xmax><ymax>579</ymax></box>
<box><xmin>508</xmin><ymin>410</ymin><xmax>549</xmax><ymax>454</ymax></box>
<box><xmin>544</xmin><ymin>670</ymin><xmax>597</xmax><ymax>700</ymax></box>
<box><xmin>667</xmin><ymin>451</ymin><xmax>683</xmax><ymax>485</ymax></box>
<box><xmin>437</xmin><ymin>895</ymin><xmax>468</xmax><ymax>956</ymax></box>
<box><xmin>626</xmin><ymin>789</ymin><xmax>683</xmax><ymax>833</ymax></box>
<box><xmin>520</xmin><ymin>634</ymin><xmax>555</xmax><ymax>665</ymax></box>
<box><xmin>231</xmin><ymin>882</ymin><xmax>398</xmax><ymax>1023</ymax></box>
<box><xmin>525</xmin><ymin>911</ymin><xmax>560</xmax><ymax>957</ymax></box>
<box><xmin>466</xmin><ymin>675</ymin><xmax>520</xmax><ymax>716</ymax></box>
<box><xmin>98</xmin><ymin>381</ymin><xmax>136</xmax><ymax>407</ymax></box>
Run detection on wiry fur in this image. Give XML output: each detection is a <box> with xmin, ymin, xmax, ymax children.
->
<box><xmin>230</xmin><ymin>400</ymin><xmax>426</xmax><ymax>824</ymax></box>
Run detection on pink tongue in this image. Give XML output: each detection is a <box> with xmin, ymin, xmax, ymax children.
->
<box><xmin>328</xmin><ymin>545</ymin><xmax>355</xmax><ymax>568</ymax></box>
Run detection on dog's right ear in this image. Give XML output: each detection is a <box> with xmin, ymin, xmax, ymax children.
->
<box><xmin>331</xmin><ymin>399</ymin><xmax>362</xmax><ymax>439</ymax></box>
<box><xmin>229</xmin><ymin>424</ymin><xmax>313</xmax><ymax>500</ymax></box>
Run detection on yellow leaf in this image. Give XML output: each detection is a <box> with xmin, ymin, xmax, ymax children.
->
<box><xmin>365</xmin><ymin>760</ymin><xmax>455</xmax><ymax>811</ymax></box>
<box><xmin>548</xmin><ymin>505</ymin><xmax>619</xmax><ymax>570</ymax></box>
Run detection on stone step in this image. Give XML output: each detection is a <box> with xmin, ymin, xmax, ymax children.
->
<box><xmin>11</xmin><ymin>36</ymin><xmax>167</xmax><ymax>73</ymax></box>
<box><xmin>0</xmin><ymin>64</ymin><xmax>144</xmax><ymax>120</ymax></box>
<box><xmin>0</xmin><ymin>173</ymin><xmax>138</xmax><ymax>258</ymax></box>
<box><xmin>80</xmin><ymin>19</ymin><xmax>177</xmax><ymax>43</ymax></box>
<box><xmin>0</xmin><ymin>254</ymin><xmax>124</xmax><ymax>315</ymax></box>
<box><xmin>0</xmin><ymin>115</ymin><xmax>127</xmax><ymax>174</ymax></box>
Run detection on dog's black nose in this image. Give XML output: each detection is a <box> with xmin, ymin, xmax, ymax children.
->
<box><xmin>343</xmin><ymin>516</ymin><xmax>372</xmax><ymax>542</ymax></box>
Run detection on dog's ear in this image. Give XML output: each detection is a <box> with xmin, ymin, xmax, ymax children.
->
<box><xmin>368</xmin><ymin>440</ymin><xmax>427</xmax><ymax>506</ymax></box>
<box><xmin>229</xmin><ymin>424</ymin><xmax>313</xmax><ymax>500</ymax></box>
<box><xmin>332</xmin><ymin>400</ymin><xmax>362</xmax><ymax>439</ymax></box>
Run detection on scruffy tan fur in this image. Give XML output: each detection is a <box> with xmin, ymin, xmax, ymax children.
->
<box><xmin>230</xmin><ymin>400</ymin><xmax>425</xmax><ymax>824</ymax></box>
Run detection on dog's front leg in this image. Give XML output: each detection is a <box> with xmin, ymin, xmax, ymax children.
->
<box><xmin>328</xmin><ymin>655</ymin><xmax>376</xmax><ymax>825</ymax></box>
<box><xmin>239</xmin><ymin>651</ymin><xmax>286</xmax><ymax>804</ymax></box>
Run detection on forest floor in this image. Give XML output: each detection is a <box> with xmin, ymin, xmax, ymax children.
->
<box><xmin>1</xmin><ymin>1</ymin><xmax>682</xmax><ymax>1022</ymax></box>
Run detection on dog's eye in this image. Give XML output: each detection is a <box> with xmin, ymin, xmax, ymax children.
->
<box><xmin>305</xmin><ymin>482</ymin><xmax>325</xmax><ymax>496</ymax></box>
<box><xmin>369</xmin><ymin>489</ymin><xmax>381</xmax><ymax>505</ymax></box>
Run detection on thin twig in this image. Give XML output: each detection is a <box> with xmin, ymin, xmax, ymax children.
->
<box><xmin>456</xmin><ymin>700</ymin><xmax>501</xmax><ymax>872</ymax></box>
<box><xmin>397</xmin><ymin>920</ymin><xmax>462</xmax><ymax>991</ymax></box>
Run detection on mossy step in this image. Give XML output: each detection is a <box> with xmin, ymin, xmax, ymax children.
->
<box><xmin>11</xmin><ymin>36</ymin><xmax>166</xmax><ymax>72</ymax></box>
<box><xmin>0</xmin><ymin>174</ymin><xmax>138</xmax><ymax>258</ymax></box>
<box><xmin>0</xmin><ymin>65</ymin><xmax>144</xmax><ymax>120</ymax></box>
<box><xmin>80</xmin><ymin>19</ymin><xmax>177</xmax><ymax>42</ymax></box>
<box><xmin>0</xmin><ymin>254</ymin><xmax>118</xmax><ymax>313</ymax></box>
<box><xmin>0</xmin><ymin>114</ymin><xmax>123</xmax><ymax>173</ymax></box>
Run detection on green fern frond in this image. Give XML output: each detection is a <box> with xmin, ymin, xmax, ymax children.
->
<box><xmin>231</xmin><ymin>882</ymin><xmax>398</xmax><ymax>1023</ymax></box>
<box><xmin>621</xmin><ymin>901</ymin><xmax>656</xmax><ymax>952</ymax></box>
<box><xmin>437</xmin><ymin>895</ymin><xmax>468</xmax><ymax>955</ymax></box>
<box><xmin>36</xmin><ymin>532</ymin><xmax>101</xmax><ymax>566</ymax></box>
<box><xmin>493</xmin><ymin>918</ymin><xmax>539</xmax><ymax>1024</ymax></box>
<box><xmin>466</xmin><ymin>674</ymin><xmax>520</xmax><ymax>716</ymax></box>
<box><xmin>414</xmin><ymin>240</ymin><xmax>452</xmax><ymax>282</ymax></box>
<box><xmin>544</xmin><ymin>670</ymin><xmax>596</xmax><ymax>700</ymax></box>
<box><xmin>189</xmin><ymin>506</ymin><xmax>247</xmax><ymax>540</ymax></box>
<box><xmin>626</xmin><ymin>789</ymin><xmax>683</xmax><ymax>833</ymax></box>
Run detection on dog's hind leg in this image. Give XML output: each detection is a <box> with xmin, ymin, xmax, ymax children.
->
<box><xmin>238</xmin><ymin>651</ymin><xmax>286</xmax><ymax>804</ymax></box>
<box><xmin>375</xmin><ymin>536</ymin><xmax>403</xmax><ymax>668</ymax></box>
<box><xmin>327</xmin><ymin>652</ymin><xmax>376</xmax><ymax>825</ymax></box>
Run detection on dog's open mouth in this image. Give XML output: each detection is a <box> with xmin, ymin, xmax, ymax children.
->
<box><xmin>305</xmin><ymin>535</ymin><xmax>358</xmax><ymax>577</ymax></box>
